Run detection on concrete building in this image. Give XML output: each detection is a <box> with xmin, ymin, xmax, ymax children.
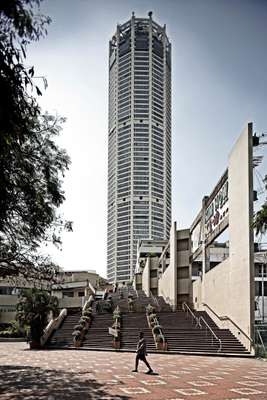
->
<box><xmin>134</xmin><ymin>123</ymin><xmax>260</xmax><ymax>353</ymax></box>
<box><xmin>0</xmin><ymin>270</ymin><xmax>107</xmax><ymax>324</ymax></box>
<box><xmin>134</xmin><ymin>239</ymin><xmax>168</xmax><ymax>293</ymax></box>
<box><xmin>254</xmin><ymin>251</ymin><xmax>267</xmax><ymax>323</ymax></box>
<box><xmin>107</xmin><ymin>12</ymin><xmax>172</xmax><ymax>283</ymax></box>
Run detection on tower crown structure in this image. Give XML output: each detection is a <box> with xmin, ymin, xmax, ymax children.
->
<box><xmin>107</xmin><ymin>13</ymin><xmax>172</xmax><ymax>282</ymax></box>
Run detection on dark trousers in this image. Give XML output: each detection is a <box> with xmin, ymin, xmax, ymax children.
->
<box><xmin>135</xmin><ymin>353</ymin><xmax>152</xmax><ymax>371</ymax></box>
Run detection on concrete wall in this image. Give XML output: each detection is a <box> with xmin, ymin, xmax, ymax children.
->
<box><xmin>0</xmin><ymin>293</ymin><xmax>88</xmax><ymax>324</ymax></box>
<box><xmin>58</xmin><ymin>296</ymin><xmax>86</xmax><ymax>309</ymax></box>
<box><xmin>150</xmin><ymin>257</ymin><xmax>160</xmax><ymax>293</ymax></box>
<box><xmin>133</xmin><ymin>273</ymin><xmax>142</xmax><ymax>290</ymax></box>
<box><xmin>193</xmin><ymin>123</ymin><xmax>254</xmax><ymax>350</ymax></box>
<box><xmin>142</xmin><ymin>258</ymin><xmax>150</xmax><ymax>297</ymax></box>
<box><xmin>193</xmin><ymin>259</ymin><xmax>230</xmax><ymax>313</ymax></box>
<box><xmin>158</xmin><ymin>222</ymin><xmax>177</xmax><ymax>309</ymax></box>
<box><xmin>227</xmin><ymin>122</ymin><xmax>254</xmax><ymax>345</ymax></box>
<box><xmin>177</xmin><ymin>229</ymin><xmax>190</xmax><ymax>304</ymax></box>
<box><xmin>59</xmin><ymin>272</ymin><xmax>102</xmax><ymax>287</ymax></box>
<box><xmin>0</xmin><ymin>295</ymin><xmax>18</xmax><ymax>323</ymax></box>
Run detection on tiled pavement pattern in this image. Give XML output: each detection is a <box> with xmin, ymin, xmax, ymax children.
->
<box><xmin>0</xmin><ymin>343</ymin><xmax>266</xmax><ymax>399</ymax></box>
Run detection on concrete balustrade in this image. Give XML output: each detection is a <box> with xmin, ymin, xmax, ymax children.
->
<box><xmin>40</xmin><ymin>308</ymin><xmax>67</xmax><ymax>346</ymax></box>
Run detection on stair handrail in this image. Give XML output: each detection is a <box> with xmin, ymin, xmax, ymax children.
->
<box><xmin>146</xmin><ymin>304</ymin><xmax>167</xmax><ymax>351</ymax></box>
<box><xmin>73</xmin><ymin>304</ymin><xmax>94</xmax><ymax>348</ymax></box>
<box><xmin>82</xmin><ymin>294</ymin><xmax>94</xmax><ymax>312</ymax></box>
<box><xmin>199</xmin><ymin>316</ymin><xmax>222</xmax><ymax>352</ymax></box>
<box><xmin>182</xmin><ymin>302</ymin><xmax>200</xmax><ymax>327</ymax></box>
<box><xmin>202</xmin><ymin>302</ymin><xmax>254</xmax><ymax>346</ymax></box>
<box><xmin>88</xmin><ymin>281</ymin><xmax>96</xmax><ymax>295</ymax></box>
<box><xmin>255</xmin><ymin>328</ymin><xmax>265</xmax><ymax>349</ymax></box>
<box><xmin>40</xmin><ymin>308</ymin><xmax>67</xmax><ymax>346</ymax></box>
<box><xmin>150</xmin><ymin>291</ymin><xmax>161</xmax><ymax>312</ymax></box>
<box><xmin>109</xmin><ymin>305</ymin><xmax>121</xmax><ymax>349</ymax></box>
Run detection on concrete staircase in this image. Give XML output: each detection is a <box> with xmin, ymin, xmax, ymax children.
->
<box><xmin>195</xmin><ymin>310</ymin><xmax>250</xmax><ymax>354</ymax></box>
<box><xmin>158</xmin><ymin>311</ymin><xmax>250</xmax><ymax>355</ymax></box>
<box><xmin>154</xmin><ymin>295</ymin><xmax>172</xmax><ymax>312</ymax></box>
<box><xmin>46</xmin><ymin>289</ymin><xmax>251</xmax><ymax>356</ymax></box>
<box><xmin>82</xmin><ymin>313</ymin><xmax>113</xmax><ymax>349</ymax></box>
<box><xmin>120</xmin><ymin>312</ymin><xmax>156</xmax><ymax>352</ymax></box>
<box><xmin>48</xmin><ymin>310</ymin><xmax>81</xmax><ymax>348</ymax></box>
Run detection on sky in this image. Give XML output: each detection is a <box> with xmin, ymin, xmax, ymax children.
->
<box><xmin>27</xmin><ymin>0</ymin><xmax>267</xmax><ymax>277</ymax></box>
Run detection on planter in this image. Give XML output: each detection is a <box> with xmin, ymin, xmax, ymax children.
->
<box><xmin>80</xmin><ymin>317</ymin><xmax>91</xmax><ymax>326</ymax></box>
<box><xmin>146</xmin><ymin>304</ymin><xmax>155</xmax><ymax>315</ymax></box>
<box><xmin>29</xmin><ymin>340</ymin><xmax>42</xmax><ymax>349</ymax></box>
<box><xmin>152</xmin><ymin>325</ymin><xmax>162</xmax><ymax>335</ymax></box>
<box><xmin>74</xmin><ymin>338</ymin><xmax>82</xmax><ymax>348</ymax></box>
<box><xmin>148</xmin><ymin>313</ymin><xmax>157</xmax><ymax>321</ymax></box>
<box><xmin>150</xmin><ymin>321</ymin><xmax>156</xmax><ymax>328</ymax></box>
<box><xmin>112</xmin><ymin>339</ymin><xmax>120</xmax><ymax>349</ymax></box>
<box><xmin>74</xmin><ymin>324</ymin><xmax>84</xmax><ymax>331</ymax></box>
<box><xmin>155</xmin><ymin>340</ymin><xmax>168</xmax><ymax>351</ymax></box>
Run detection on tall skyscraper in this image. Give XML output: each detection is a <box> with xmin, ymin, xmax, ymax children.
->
<box><xmin>107</xmin><ymin>12</ymin><xmax>171</xmax><ymax>283</ymax></box>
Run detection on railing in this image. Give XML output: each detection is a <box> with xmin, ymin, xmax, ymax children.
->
<box><xmin>40</xmin><ymin>308</ymin><xmax>67</xmax><ymax>346</ymax></box>
<box><xmin>199</xmin><ymin>316</ymin><xmax>222</xmax><ymax>352</ymax></box>
<box><xmin>146</xmin><ymin>304</ymin><xmax>167</xmax><ymax>351</ymax></box>
<box><xmin>182</xmin><ymin>302</ymin><xmax>200</xmax><ymax>327</ymax></box>
<box><xmin>202</xmin><ymin>302</ymin><xmax>254</xmax><ymax>350</ymax></box>
<box><xmin>109</xmin><ymin>306</ymin><xmax>121</xmax><ymax>349</ymax></box>
<box><xmin>88</xmin><ymin>281</ymin><xmax>96</xmax><ymax>295</ymax></box>
<box><xmin>82</xmin><ymin>295</ymin><xmax>94</xmax><ymax>313</ymax></box>
<box><xmin>255</xmin><ymin>328</ymin><xmax>265</xmax><ymax>348</ymax></box>
<box><xmin>150</xmin><ymin>291</ymin><xmax>161</xmax><ymax>312</ymax></box>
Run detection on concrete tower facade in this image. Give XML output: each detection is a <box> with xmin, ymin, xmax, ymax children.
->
<box><xmin>107</xmin><ymin>12</ymin><xmax>171</xmax><ymax>283</ymax></box>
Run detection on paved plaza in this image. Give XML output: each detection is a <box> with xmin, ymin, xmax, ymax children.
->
<box><xmin>0</xmin><ymin>343</ymin><xmax>267</xmax><ymax>399</ymax></box>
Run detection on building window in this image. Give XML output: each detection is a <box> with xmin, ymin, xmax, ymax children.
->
<box><xmin>255</xmin><ymin>281</ymin><xmax>267</xmax><ymax>296</ymax></box>
<box><xmin>63</xmin><ymin>292</ymin><xmax>74</xmax><ymax>298</ymax></box>
<box><xmin>177</xmin><ymin>239</ymin><xmax>189</xmax><ymax>251</ymax></box>
<box><xmin>150</xmin><ymin>270</ymin><xmax>158</xmax><ymax>278</ymax></box>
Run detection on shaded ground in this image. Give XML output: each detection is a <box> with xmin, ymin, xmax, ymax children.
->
<box><xmin>0</xmin><ymin>343</ymin><xmax>267</xmax><ymax>399</ymax></box>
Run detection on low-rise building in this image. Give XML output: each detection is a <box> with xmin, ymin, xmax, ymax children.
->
<box><xmin>0</xmin><ymin>269</ymin><xmax>107</xmax><ymax>324</ymax></box>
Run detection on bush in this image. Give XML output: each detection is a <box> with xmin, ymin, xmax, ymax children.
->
<box><xmin>80</xmin><ymin>316</ymin><xmax>90</xmax><ymax>322</ymax></box>
<box><xmin>72</xmin><ymin>330</ymin><xmax>81</xmax><ymax>339</ymax></box>
<box><xmin>146</xmin><ymin>304</ymin><xmax>155</xmax><ymax>315</ymax></box>
<box><xmin>73</xmin><ymin>324</ymin><xmax>84</xmax><ymax>331</ymax></box>
<box><xmin>16</xmin><ymin>288</ymin><xmax>59</xmax><ymax>344</ymax></box>
<box><xmin>152</xmin><ymin>325</ymin><xmax>162</xmax><ymax>335</ymax></box>
<box><xmin>82</xmin><ymin>310</ymin><xmax>92</xmax><ymax>317</ymax></box>
<box><xmin>0</xmin><ymin>321</ymin><xmax>28</xmax><ymax>338</ymax></box>
<box><xmin>155</xmin><ymin>334</ymin><xmax>164</xmax><ymax>343</ymax></box>
<box><xmin>255</xmin><ymin>344</ymin><xmax>267</xmax><ymax>358</ymax></box>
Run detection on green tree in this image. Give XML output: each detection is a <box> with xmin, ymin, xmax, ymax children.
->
<box><xmin>253</xmin><ymin>175</ymin><xmax>267</xmax><ymax>235</ymax></box>
<box><xmin>254</xmin><ymin>194</ymin><xmax>267</xmax><ymax>236</ymax></box>
<box><xmin>16</xmin><ymin>287</ymin><xmax>59</xmax><ymax>346</ymax></box>
<box><xmin>0</xmin><ymin>1</ymin><xmax>72</xmax><ymax>280</ymax></box>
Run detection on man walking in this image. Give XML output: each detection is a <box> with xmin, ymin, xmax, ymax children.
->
<box><xmin>132</xmin><ymin>331</ymin><xmax>153</xmax><ymax>374</ymax></box>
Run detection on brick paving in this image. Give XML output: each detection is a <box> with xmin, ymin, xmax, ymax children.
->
<box><xmin>0</xmin><ymin>343</ymin><xmax>267</xmax><ymax>399</ymax></box>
